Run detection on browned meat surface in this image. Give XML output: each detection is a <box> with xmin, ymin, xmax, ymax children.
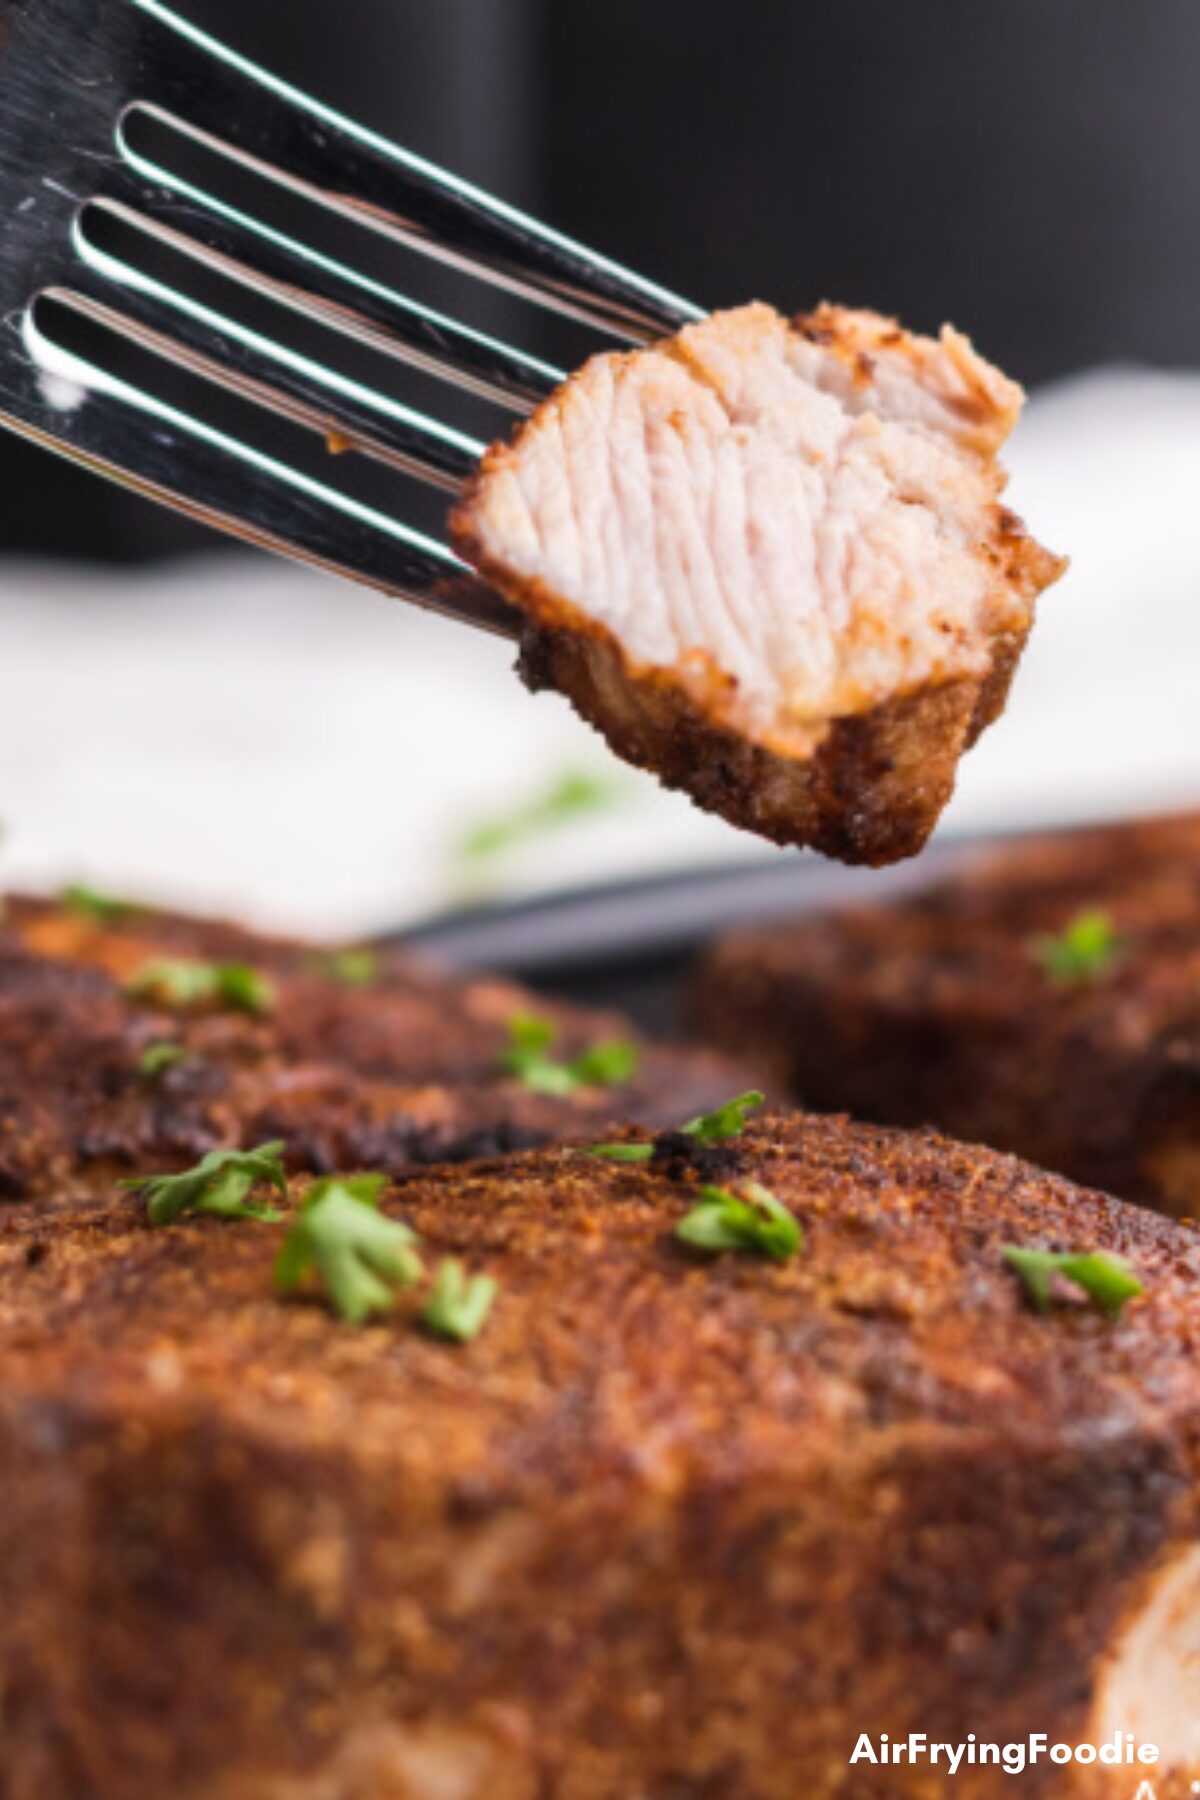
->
<box><xmin>695</xmin><ymin>811</ymin><xmax>1200</xmax><ymax>1217</ymax></box>
<box><xmin>454</xmin><ymin>303</ymin><xmax>1064</xmax><ymax>864</ymax></box>
<box><xmin>0</xmin><ymin>895</ymin><xmax>746</xmax><ymax>1203</ymax></box>
<box><xmin>0</xmin><ymin>1113</ymin><xmax>1198</xmax><ymax>1798</ymax></box>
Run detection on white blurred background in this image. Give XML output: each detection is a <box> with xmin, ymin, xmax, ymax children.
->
<box><xmin>0</xmin><ymin>365</ymin><xmax>1198</xmax><ymax>937</ymax></box>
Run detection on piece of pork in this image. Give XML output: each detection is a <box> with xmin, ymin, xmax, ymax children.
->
<box><xmin>453</xmin><ymin>302</ymin><xmax>1065</xmax><ymax>864</ymax></box>
<box><xmin>693</xmin><ymin>810</ymin><xmax>1200</xmax><ymax>1218</ymax></box>
<box><xmin>0</xmin><ymin>895</ymin><xmax>750</xmax><ymax>1203</ymax></box>
<box><xmin>0</xmin><ymin>1113</ymin><xmax>1197</xmax><ymax>1797</ymax></box>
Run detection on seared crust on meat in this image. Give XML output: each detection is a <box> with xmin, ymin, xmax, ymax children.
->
<box><xmin>518</xmin><ymin>616</ymin><xmax>1032</xmax><ymax>862</ymax></box>
<box><xmin>0</xmin><ymin>896</ymin><xmax>749</xmax><ymax>1203</ymax></box>
<box><xmin>0</xmin><ymin>1114</ymin><xmax>1197</xmax><ymax>1797</ymax></box>
<box><xmin>454</xmin><ymin>302</ymin><xmax>1064</xmax><ymax>864</ymax></box>
<box><xmin>695</xmin><ymin>810</ymin><xmax>1200</xmax><ymax>1215</ymax></box>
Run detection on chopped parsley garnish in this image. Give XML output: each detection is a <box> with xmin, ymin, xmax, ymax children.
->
<box><xmin>684</xmin><ymin>1090</ymin><xmax>766</xmax><ymax>1145</ymax></box>
<box><xmin>61</xmin><ymin>882</ymin><xmax>138</xmax><ymax>924</ymax></box>
<box><xmin>571</xmin><ymin>1039</ymin><xmax>639</xmax><ymax>1086</ymax></box>
<box><xmin>421</xmin><ymin>1260</ymin><xmax>498</xmax><ymax>1343</ymax></box>
<box><xmin>677</xmin><ymin>1182</ymin><xmax>803</xmax><ymax>1262</ymax></box>
<box><xmin>138</xmin><ymin>1041</ymin><xmax>188</xmax><ymax>1078</ymax></box>
<box><xmin>460</xmin><ymin>770</ymin><xmax>620</xmax><ymax>862</ymax></box>
<box><xmin>309</xmin><ymin>947</ymin><xmax>379</xmax><ymax>989</ymax></box>
<box><xmin>1031</xmin><ymin>910</ymin><xmax>1123</xmax><ymax>984</ymax></box>
<box><xmin>1003</xmin><ymin>1246</ymin><xmax>1143</xmax><ymax>1318</ymax></box>
<box><xmin>588</xmin><ymin>1089</ymin><xmax>766</xmax><ymax>1162</ymax></box>
<box><xmin>128</xmin><ymin>1140</ymin><xmax>287</xmax><ymax>1226</ymax></box>
<box><xmin>274</xmin><ymin>1174</ymin><xmax>423</xmax><ymax>1325</ymax></box>
<box><xmin>127</xmin><ymin>958</ymin><xmax>277</xmax><ymax>1014</ymax></box>
<box><xmin>588</xmin><ymin>1141</ymin><xmax>656</xmax><ymax>1164</ymax></box>
<box><xmin>500</xmin><ymin>1013</ymin><xmax>639</xmax><ymax>1096</ymax></box>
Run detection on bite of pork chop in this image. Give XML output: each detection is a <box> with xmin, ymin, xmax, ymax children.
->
<box><xmin>454</xmin><ymin>302</ymin><xmax>1065</xmax><ymax>864</ymax></box>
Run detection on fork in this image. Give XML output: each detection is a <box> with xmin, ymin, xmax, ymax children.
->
<box><xmin>0</xmin><ymin>0</ymin><xmax>704</xmax><ymax>636</ymax></box>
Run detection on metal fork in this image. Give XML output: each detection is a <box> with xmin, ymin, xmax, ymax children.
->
<box><xmin>0</xmin><ymin>0</ymin><xmax>703</xmax><ymax>636</ymax></box>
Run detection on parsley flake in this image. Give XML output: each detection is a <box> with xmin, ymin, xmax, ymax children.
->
<box><xmin>138</xmin><ymin>1041</ymin><xmax>188</xmax><ymax>1078</ymax></box>
<box><xmin>128</xmin><ymin>1140</ymin><xmax>287</xmax><ymax>1226</ymax></box>
<box><xmin>588</xmin><ymin>1141</ymin><xmax>656</xmax><ymax>1163</ymax></box>
<box><xmin>421</xmin><ymin>1260</ymin><xmax>498</xmax><ymax>1343</ymax></box>
<box><xmin>1003</xmin><ymin>1246</ymin><xmax>1143</xmax><ymax>1318</ymax></box>
<box><xmin>587</xmin><ymin>1089</ymin><xmax>765</xmax><ymax>1162</ymax></box>
<box><xmin>274</xmin><ymin>1174</ymin><xmax>423</xmax><ymax>1325</ymax></box>
<box><xmin>1031</xmin><ymin>910</ymin><xmax>1123</xmax><ymax>985</ymax></box>
<box><xmin>682</xmin><ymin>1089</ymin><xmax>766</xmax><ymax>1145</ymax></box>
<box><xmin>61</xmin><ymin>883</ymin><xmax>139</xmax><ymax>924</ymax></box>
<box><xmin>128</xmin><ymin>958</ymin><xmax>277</xmax><ymax>1015</ymax></box>
<box><xmin>500</xmin><ymin>1013</ymin><xmax>639</xmax><ymax>1096</ymax></box>
<box><xmin>310</xmin><ymin>947</ymin><xmax>379</xmax><ymax>989</ymax></box>
<box><xmin>677</xmin><ymin>1182</ymin><xmax>803</xmax><ymax>1262</ymax></box>
<box><xmin>460</xmin><ymin>770</ymin><xmax>620</xmax><ymax>862</ymax></box>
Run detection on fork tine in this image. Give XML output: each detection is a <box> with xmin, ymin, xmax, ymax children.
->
<box><xmin>126</xmin><ymin>0</ymin><xmax>704</xmax><ymax>340</ymax></box>
<box><xmin>17</xmin><ymin>302</ymin><xmax>516</xmax><ymax>637</ymax></box>
<box><xmin>72</xmin><ymin>209</ymin><xmax>485</xmax><ymax>492</ymax></box>
<box><xmin>46</xmin><ymin>282</ymin><xmax>482</xmax><ymax>496</ymax></box>
<box><xmin>93</xmin><ymin>169</ymin><xmax>567</xmax><ymax>413</ymax></box>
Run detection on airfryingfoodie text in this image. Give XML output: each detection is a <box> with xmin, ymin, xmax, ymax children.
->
<box><xmin>849</xmin><ymin>1733</ymin><xmax>1161</xmax><ymax>1776</ymax></box>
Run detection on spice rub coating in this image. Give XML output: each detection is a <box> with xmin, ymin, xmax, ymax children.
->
<box><xmin>695</xmin><ymin>811</ymin><xmax>1200</xmax><ymax>1216</ymax></box>
<box><xmin>0</xmin><ymin>1113</ymin><xmax>1198</xmax><ymax>1798</ymax></box>
<box><xmin>454</xmin><ymin>302</ymin><xmax>1064</xmax><ymax>864</ymax></box>
<box><xmin>0</xmin><ymin>896</ymin><xmax>746</xmax><ymax>1204</ymax></box>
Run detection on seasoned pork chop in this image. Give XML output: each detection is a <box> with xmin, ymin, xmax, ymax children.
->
<box><xmin>0</xmin><ymin>1114</ymin><xmax>1197</xmax><ymax>1797</ymax></box>
<box><xmin>695</xmin><ymin>811</ymin><xmax>1200</xmax><ymax>1216</ymax></box>
<box><xmin>454</xmin><ymin>303</ymin><xmax>1064</xmax><ymax>863</ymax></box>
<box><xmin>0</xmin><ymin>896</ymin><xmax>747</xmax><ymax>1202</ymax></box>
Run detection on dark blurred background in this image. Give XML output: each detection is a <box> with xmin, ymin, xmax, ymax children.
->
<box><xmin>6</xmin><ymin>0</ymin><xmax>1200</xmax><ymax>559</ymax></box>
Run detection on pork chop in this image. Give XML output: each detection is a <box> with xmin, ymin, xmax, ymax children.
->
<box><xmin>454</xmin><ymin>303</ymin><xmax>1064</xmax><ymax>863</ymax></box>
<box><xmin>0</xmin><ymin>895</ymin><xmax>747</xmax><ymax>1203</ymax></box>
<box><xmin>694</xmin><ymin>811</ymin><xmax>1200</xmax><ymax>1216</ymax></box>
<box><xmin>0</xmin><ymin>1113</ymin><xmax>1197</xmax><ymax>1797</ymax></box>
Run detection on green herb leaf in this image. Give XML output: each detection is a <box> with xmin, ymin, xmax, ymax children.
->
<box><xmin>682</xmin><ymin>1090</ymin><xmax>766</xmax><ymax>1145</ymax></box>
<box><xmin>586</xmin><ymin>1089</ymin><xmax>765</xmax><ymax>1163</ymax></box>
<box><xmin>127</xmin><ymin>958</ymin><xmax>277</xmax><ymax>1014</ymax></box>
<box><xmin>677</xmin><ymin>1182</ymin><xmax>803</xmax><ymax>1263</ymax></box>
<box><xmin>138</xmin><ymin>1041</ymin><xmax>188</xmax><ymax>1078</ymax></box>
<box><xmin>460</xmin><ymin>770</ymin><xmax>620</xmax><ymax>862</ymax></box>
<box><xmin>503</xmin><ymin>1012</ymin><xmax>556</xmax><ymax>1059</ymax></box>
<box><xmin>587</xmin><ymin>1142</ymin><xmax>656</xmax><ymax>1163</ymax></box>
<box><xmin>500</xmin><ymin>1013</ymin><xmax>639</xmax><ymax>1096</ymax></box>
<box><xmin>1031</xmin><ymin>910</ymin><xmax>1123</xmax><ymax>984</ymax></box>
<box><xmin>61</xmin><ymin>882</ymin><xmax>139</xmax><ymax>924</ymax></box>
<box><xmin>127</xmin><ymin>1140</ymin><xmax>288</xmax><ymax>1226</ymax></box>
<box><xmin>127</xmin><ymin>959</ymin><xmax>215</xmax><ymax>1008</ymax></box>
<box><xmin>421</xmin><ymin>1260</ymin><xmax>498</xmax><ymax>1343</ymax></box>
<box><xmin>1003</xmin><ymin>1246</ymin><xmax>1144</xmax><ymax>1318</ymax></box>
<box><xmin>211</xmin><ymin>963</ymin><xmax>277</xmax><ymax>1014</ymax></box>
<box><xmin>274</xmin><ymin>1174</ymin><xmax>423</xmax><ymax>1325</ymax></box>
<box><xmin>309</xmin><ymin>947</ymin><xmax>379</xmax><ymax>989</ymax></box>
<box><xmin>570</xmin><ymin>1040</ymin><xmax>640</xmax><ymax>1086</ymax></box>
<box><xmin>501</xmin><ymin>1013</ymin><xmax>574</xmax><ymax>1096</ymax></box>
